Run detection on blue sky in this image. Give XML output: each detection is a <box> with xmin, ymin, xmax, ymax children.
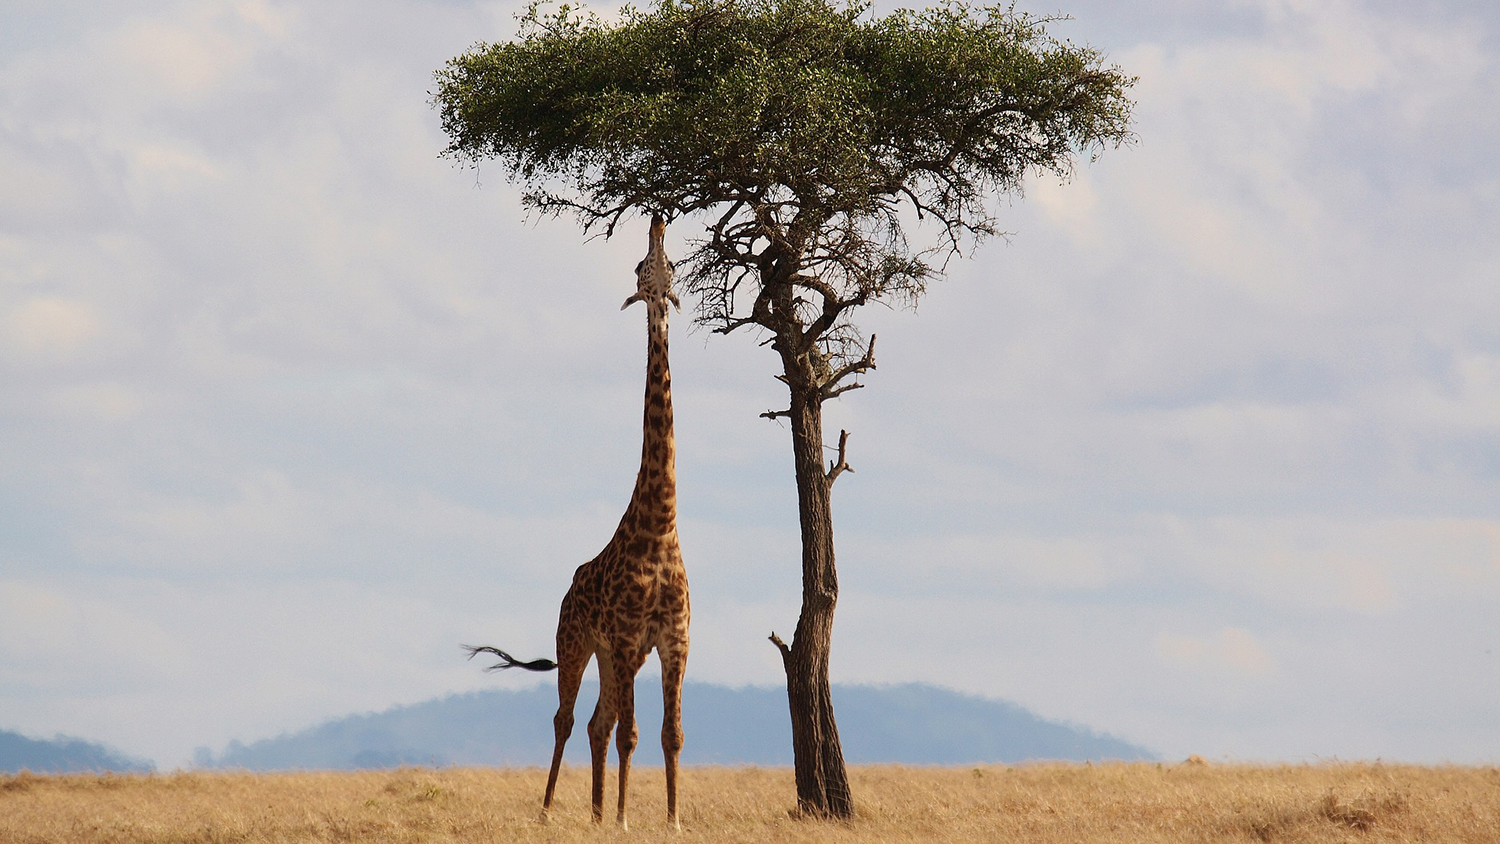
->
<box><xmin>2</xmin><ymin>0</ymin><xmax>1497</xmax><ymax>768</ymax></box>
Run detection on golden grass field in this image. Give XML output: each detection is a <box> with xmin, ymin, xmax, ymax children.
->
<box><xmin>3</xmin><ymin>762</ymin><xmax>1498</xmax><ymax>844</ymax></box>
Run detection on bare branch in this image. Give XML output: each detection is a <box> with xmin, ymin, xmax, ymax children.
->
<box><xmin>821</xmin><ymin>333</ymin><xmax>878</xmax><ymax>398</ymax></box>
<box><xmin>826</xmin><ymin>429</ymin><xmax>853</xmax><ymax>485</ymax></box>
<box><xmin>761</xmin><ymin>408</ymin><xmax>791</xmax><ymax>421</ymax></box>
<box><xmin>790</xmin><ymin>272</ymin><xmax>841</xmax><ymax>305</ymax></box>
<box><xmin>801</xmin><ymin>289</ymin><xmax>868</xmax><ymax>347</ymax></box>
<box><xmin>713</xmin><ymin>315</ymin><xmax>761</xmax><ymax>335</ymax></box>
<box><xmin>822</xmin><ymin>382</ymin><xmax>865</xmax><ymax>401</ymax></box>
<box><xmin>769</xmin><ymin>631</ymin><xmax>792</xmax><ymax>664</ymax></box>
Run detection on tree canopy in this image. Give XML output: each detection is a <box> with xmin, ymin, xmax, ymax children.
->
<box><xmin>435</xmin><ymin>0</ymin><xmax>1133</xmax><ymax>365</ymax></box>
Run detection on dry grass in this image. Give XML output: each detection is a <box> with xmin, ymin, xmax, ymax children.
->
<box><xmin>2</xmin><ymin>762</ymin><xmax>1498</xmax><ymax>844</ymax></box>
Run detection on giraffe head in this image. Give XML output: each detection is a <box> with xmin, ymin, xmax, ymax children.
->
<box><xmin>621</xmin><ymin>214</ymin><xmax>680</xmax><ymax>312</ymax></box>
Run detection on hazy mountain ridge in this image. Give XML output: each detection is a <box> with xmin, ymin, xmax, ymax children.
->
<box><xmin>0</xmin><ymin>728</ymin><xmax>155</xmax><ymax>774</ymax></box>
<box><xmin>198</xmin><ymin>681</ymin><xmax>1154</xmax><ymax>770</ymax></box>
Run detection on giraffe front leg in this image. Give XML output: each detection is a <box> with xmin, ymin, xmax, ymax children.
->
<box><xmin>660</xmin><ymin>643</ymin><xmax>687</xmax><ymax>831</ymax></box>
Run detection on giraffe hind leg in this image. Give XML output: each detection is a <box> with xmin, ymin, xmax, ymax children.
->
<box><xmin>659</xmin><ymin>642</ymin><xmax>687</xmax><ymax>830</ymax></box>
<box><xmin>613</xmin><ymin>649</ymin><xmax>648</xmax><ymax>829</ymax></box>
<box><xmin>542</xmin><ymin>635</ymin><xmax>589</xmax><ymax>822</ymax></box>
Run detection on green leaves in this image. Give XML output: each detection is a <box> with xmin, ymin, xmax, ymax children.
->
<box><xmin>434</xmin><ymin>0</ymin><xmax>1133</xmax><ymax>354</ymax></box>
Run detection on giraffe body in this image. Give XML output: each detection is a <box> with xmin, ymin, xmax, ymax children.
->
<box><xmin>541</xmin><ymin>215</ymin><xmax>690</xmax><ymax>830</ymax></box>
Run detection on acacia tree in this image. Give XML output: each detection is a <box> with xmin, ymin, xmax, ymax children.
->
<box><xmin>435</xmin><ymin>0</ymin><xmax>1132</xmax><ymax>818</ymax></box>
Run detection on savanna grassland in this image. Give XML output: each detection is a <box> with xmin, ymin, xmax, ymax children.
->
<box><xmin>2</xmin><ymin>762</ymin><xmax>1498</xmax><ymax>844</ymax></box>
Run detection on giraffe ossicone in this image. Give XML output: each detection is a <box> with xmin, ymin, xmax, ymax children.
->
<box><xmin>464</xmin><ymin>213</ymin><xmax>690</xmax><ymax>830</ymax></box>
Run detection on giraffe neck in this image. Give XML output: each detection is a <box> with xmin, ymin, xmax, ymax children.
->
<box><xmin>624</xmin><ymin>296</ymin><xmax>676</xmax><ymax>535</ymax></box>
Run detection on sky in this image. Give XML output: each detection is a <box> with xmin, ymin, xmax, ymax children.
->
<box><xmin>1</xmin><ymin>0</ymin><xmax>1497</xmax><ymax>769</ymax></box>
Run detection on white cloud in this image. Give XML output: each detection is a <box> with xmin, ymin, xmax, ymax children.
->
<box><xmin>0</xmin><ymin>581</ymin><xmax>187</xmax><ymax>691</ymax></box>
<box><xmin>847</xmin><ymin>532</ymin><xmax>1121</xmax><ymax>593</ymax></box>
<box><xmin>3</xmin><ymin>297</ymin><xmax>100</xmax><ymax>356</ymax></box>
<box><xmin>1029</xmin><ymin>174</ymin><xmax>1102</xmax><ymax>245</ymax></box>
<box><xmin>1157</xmin><ymin>627</ymin><xmax>1277</xmax><ymax>676</ymax></box>
<box><xmin>49</xmin><ymin>382</ymin><xmax>146</xmax><ymax>422</ymax></box>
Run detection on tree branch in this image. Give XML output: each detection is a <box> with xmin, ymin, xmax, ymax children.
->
<box><xmin>761</xmin><ymin>408</ymin><xmax>791</xmax><ymax>421</ymax></box>
<box><xmin>714</xmin><ymin>315</ymin><xmax>761</xmax><ymax>335</ymax></box>
<box><xmin>822</xmin><ymin>382</ymin><xmax>865</xmax><ymax>401</ymax></box>
<box><xmin>801</xmin><ymin>288</ymin><xmax>867</xmax><ymax>347</ymax></box>
<box><xmin>821</xmin><ymin>333</ymin><xmax>878</xmax><ymax>398</ymax></box>
<box><xmin>826</xmin><ymin>429</ymin><xmax>853</xmax><ymax>485</ymax></box>
<box><xmin>769</xmin><ymin>631</ymin><xmax>792</xmax><ymax>666</ymax></box>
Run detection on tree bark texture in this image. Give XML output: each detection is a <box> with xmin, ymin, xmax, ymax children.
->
<box><xmin>773</xmin><ymin>381</ymin><xmax>854</xmax><ymax>819</ymax></box>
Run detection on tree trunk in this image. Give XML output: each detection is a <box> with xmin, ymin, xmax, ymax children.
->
<box><xmin>774</xmin><ymin>381</ymin><xmax>854</xmax><ymax>818</ymax></box>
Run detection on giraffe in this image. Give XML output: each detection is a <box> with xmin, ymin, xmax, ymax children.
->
<box><xmin>465</xmin><ymin>214</ymin><xmax>690</xmax><ymax>830</ymax></box>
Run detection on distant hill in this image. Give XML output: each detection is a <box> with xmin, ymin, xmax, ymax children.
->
<box><xmin>0</xmin><ymin>728</ymin><xmax>155</xmax><ymax>774</ymax></box>
<box><xmin>198</xmin><ymin>681</ymin><xmax>1152</xmax><ymax>770</ymax></box>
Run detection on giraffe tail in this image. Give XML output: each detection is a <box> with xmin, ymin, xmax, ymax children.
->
<box><xmin>462</xmin><ymin>644</ymin><xmax>558</xmax><ymax>672</ymax></box>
